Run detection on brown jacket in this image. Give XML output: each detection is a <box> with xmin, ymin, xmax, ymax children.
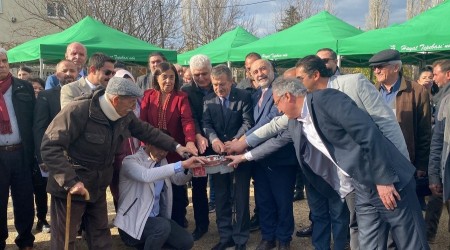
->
<box><xmin>376</xmin><ymin>76</ymin><xmax>431</xmax><ymax>172</ymax></box>
<box><xmin>41</xmin><ymin>89</ymin><xmax>178</xmax><ymax>202</ymax></box>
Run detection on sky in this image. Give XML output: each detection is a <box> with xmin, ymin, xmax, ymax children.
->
<box><xmin>241</xmin><ymin>0</ymin><xmax>407</xmax><ymax>37</ymax></box>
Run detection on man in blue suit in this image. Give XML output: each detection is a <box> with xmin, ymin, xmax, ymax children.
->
<box><xmin>244</xmin><ymin>60</ymin><xmax>298</xmax><ymax>250</ymax></box>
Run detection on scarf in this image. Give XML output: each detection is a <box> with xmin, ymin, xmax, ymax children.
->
<box><xmin>0</xmin><ymin>73</ymin><xmax>13</xmax><ymax>134</ymax></box>
<box><xmin>99</xmin><ymin>94</ymin><xmax>122</xmax><ymax>121</ymax></box>
<box><xmin>157</xmin><ymin>91</ymin><xmax>172</xmax><ymax>130</ymax></box>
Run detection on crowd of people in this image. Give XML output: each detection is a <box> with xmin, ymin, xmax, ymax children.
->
<box><xmin>0</xmin><ymin>42</ymin><xmax>449</xmax><ymax>250</ymax></box>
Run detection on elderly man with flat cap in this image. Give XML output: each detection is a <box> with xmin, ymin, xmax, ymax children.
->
<box><xmin>41</xmin><ymin>77</ymin><xmax>197</xmax><ymax>250</ymax></box>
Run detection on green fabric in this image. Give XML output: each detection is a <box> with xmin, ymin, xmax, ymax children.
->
<box><xmin>7</xmin><ymin>16</ymin><xmax>176</xmax><ymax>64</ymax></box>
<box><xmin>177</xmin><ymin>26</ymin><xmax>258</xmax><ymax>65</ymax></box>
<box><xmin>228</xmin><ymin>11</ymin><xmax>362</xmax><ymax>62</ymax></box>
<box><xmin>338</xmin><ymin>1</ymin><xmax>450</xmax><ymax>64</ymax></box>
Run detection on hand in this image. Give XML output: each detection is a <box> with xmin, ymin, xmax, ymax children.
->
<box><xmin>226</xmin><ymin>154</ymin><xmax>246</xmax><ymax>168</ymax></box>
<box><xmin>195</xmin><ymin>134</ymin><xmax>208</xmax><ymax>154</ymax></box>
<box><xmin>429</xmin><ymin>184</ymin><xmax>443</xmax><ymax>196</ymax></box>
<box><xmin>416</xmin><ymin>170</ymin><xmax>427</xmax><ymax>178</ymax></box>
<box><xmin>376</xmin><ymin>184</ymin><xmax>401</xmax><ymax>210</ymax></box>
<box><xmin>39</xmin><ymin>163</ymin><xmax>48</xmax><ymax>172</ymax></box>
<box><xmin>176</xmin><ymin>145</ymin><xmax>198</xmax><ymax>157</ymax></box>
<box><xmin>224</xmin><ymin>140</ymin><xmax>248</xmax><ymax>155</ymax></box>
<box><xmin>186</xmin><ymin>141</ymin><xmax>198</xmax><ymax>156</ymax></box>
<box><xmin>69</xmin><ymin>182</ymin><xmax>90</xmax><ymax>200</ymax></box>
<box><xmin>182</xmin><ymin>156</ymin><xmax>207</xmax><ymax>169</ymax></box>
<box><xmin>212</xmin><ymin>139</ymin><xmax>225</xmax><ymax>154</ymax></box>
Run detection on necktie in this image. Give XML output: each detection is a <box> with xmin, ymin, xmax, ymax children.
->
<box><xmin>221</xmin><ymin>97</ymin><xmax>228</xmax><ymax>119</ymax></box>
<box><xmin>258</xmin><ymin>88</ymin><xmax>267</xmax><ymax>108</ymax></box>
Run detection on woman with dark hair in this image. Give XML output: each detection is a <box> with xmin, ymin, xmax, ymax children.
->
<box><xmin>417</xmin><ymin>65</ymin><xmax>438</xmax><ymax>95</ymax></box>
<box><xmin>28</xmin><ymin>77</ymin><xmax>45</xmax><ymax>98</ymax></box>
<box><xmin>17</xmin><ymin>66</ymin><xmax>33</xmax><ymax>80</ymax></box>
<box><xmin>140</xmin><ymin>62</ymin><xmax>198</xmax><ymax>228</ymax></box>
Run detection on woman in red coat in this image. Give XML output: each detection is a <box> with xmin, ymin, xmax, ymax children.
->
<box><xmin>140</xmin><ymin>62</ymin><xmax>198</xmax><ymax>227</ymax></box>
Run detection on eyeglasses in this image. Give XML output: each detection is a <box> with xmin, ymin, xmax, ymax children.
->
<box><xmin>104</xmin><ymin>70</ymin><xmax>115</xmax><ymax>76</ymax></box>
<box><xmin>372</xmin><ymin>63</ymin><xmax>391</xmax><ymax>70</ymax></box>
<box><xmin>321</xmin><ymin>58</ymin><xmax>335</xmax><ymax>64</ymax></box>
<box><xmin>274</xmin><ymin>95</ymin><xmax>285</xmax><ymax>107</ymax></box>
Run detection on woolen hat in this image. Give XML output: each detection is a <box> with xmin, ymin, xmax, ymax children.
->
<box><xmin>106</xmin><ymin>77</ymin><xmax>143</xmax><ymax>97</ymax></box>
<box><xmin>368</xmin><ymin>49</ymin><xmax>401</xmax><ymax>66</ymax></box>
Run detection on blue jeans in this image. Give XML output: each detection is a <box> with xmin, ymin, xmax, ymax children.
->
<box><xmin>305</xmin><ymin>182</ymin><xmax>349</xmax><ymax>250</ymax></box>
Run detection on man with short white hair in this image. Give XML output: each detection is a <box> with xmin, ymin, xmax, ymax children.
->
<box><xmin>0</xmin><ymin>48</ymin><xmax>36</xmax><ymax>250</ymax></box>
<box><xmin>45</xmin><ymin>42</ymin><xmax>87</xmax><ymax>89</ymax></box>
<box><xmin>181</xmin><ymin>54</ymin><xmax>214</xmax><ymax>241</ymax></box>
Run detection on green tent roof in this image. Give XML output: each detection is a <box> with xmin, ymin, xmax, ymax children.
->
<box><xmin>228</xmin><ymin>11</ymin><xmax>362</xmax><ymax>62</ymax></box>
<box><xmin>7</xmin><ymin>16</ymin><xmax>176</xmax><ymax>64</ymax></box>
<box><xmin>177</xmin><ymin>26</ymin><xmax>258</xmax><ymax>65</ymax></box>
<box><xmin>338</xmin><ymin>1</ymin><xmax>450</xmax><ymax>64</ymax></box>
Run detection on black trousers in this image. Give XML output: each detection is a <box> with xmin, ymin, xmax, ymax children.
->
<box><xmin>191</xmin><ymin>176</ymin><xmax>209</xmax><ymax>229</ymax></box>
<box><xmin>171</xmin><ymin>184</ymin><xmax>189</xmax><ymax>227</ymax></box>
<box><xmin>0</xmin><ymin>149</ymin><xmax>35</xmax><ymax>249</ymax></box>
<box><xmin>33</xmin><ymin>175</ymin><xmax>48</xmax><ymax>222</ymax></box>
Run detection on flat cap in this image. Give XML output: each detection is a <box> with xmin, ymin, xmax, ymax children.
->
<box><xmin>368</xmin><ymin>49</ymin><xmax>401</xmax><ymax>66</ymax></box>
<box><xmin>106</xmin><ymin>77</ymin><xmax>143</xmax><ymax>97</ymax></box>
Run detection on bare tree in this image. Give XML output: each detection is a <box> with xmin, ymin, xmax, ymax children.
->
<box><xmin>324</xmin><ymin>0</ymin><xmax>336</xmax><ymax>15</ymax></box>
<box><xmin>180</xmin><ymin>0</ymin><xmax>254</xmax><ymax>51</ymax></box>
<box><xmin>14</xmin><ymin>0</ymin><xmax>182</xmax><ymax>48</ymax></box>
<box><xmin>365</xmin><ymin>0</ymin><xmax>390</xmax><ymax>30</ymax></box>
<box><xmin>406</xmin><ymin>0</ymin><xmax>444</xmax><ymax>19</ymax></box>
<box><xmin>273</xmin><ymin>0</ymin><xmax>320</xmax><ymax>31</ymax></box>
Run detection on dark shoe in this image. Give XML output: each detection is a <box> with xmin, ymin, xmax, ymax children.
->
<box><xmin>211</xmin><ymin>241</ymin><xmax>235</xmax><ymax>250</ymax></box>
<box><xmin>36</xmin><ymin>220</ymin><xmax>51</xmax><ymax>233</ymax></box>
<box><xmin>278</xmin><ymin>241</ymin><xmax>290</xmax><ymax>250</ymax></box>
<box><xmin>19</xmin><ymin>247</ymin><xmax>33</xmax><ymax>250</ymax></box>
<box><xmin>255</xmin><ymin>240</ymin><xmax>276</xmax><ymax>250</ymax></box>
<box><xmin>209</xmin><ymin>202</ymin><xmax>216</xmax><ymax>213</ymax></box>
<box><xmin>249</xmin><ymin>214</ymin><xmax>260</xmax><ymax>232</ymax></box>
<box><xmin>295</xmin><ymin>225</ymin><xmax>312</xmax><ymax>237</ymax></box>
<box><xmin>235</xmin><ymin>244</ymin><xmax>246</xmax><ymax>250</ymax></box>
<box><xmin>293</xmin><ymin>191</ymin><xmax>305</xmax><ymax>201</ymax></box>
<box><xmin>192</xmin><ymin>227</ymin><xmax>208</xmax><ymax>241</ymax></box>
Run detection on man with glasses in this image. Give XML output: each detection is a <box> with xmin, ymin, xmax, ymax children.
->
<box><xmin>316</xmin><ymin>48</ymin><xmax>341</xmax><ymax>76</ymax></box>
<box><xmin>60</xmin><ymin>53</ymin><xmax>115</xmax><ymax>108</ymax></box>
<box><xmin>136</xmin><ymin>52</ymin><xmax>167</xmax><ymax>91</ymax></box>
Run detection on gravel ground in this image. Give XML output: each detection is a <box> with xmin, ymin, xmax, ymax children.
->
<box><xmin>5</xmin><ymin>186</ymin><xmax>449</xmax><ymax>250</ymax></box>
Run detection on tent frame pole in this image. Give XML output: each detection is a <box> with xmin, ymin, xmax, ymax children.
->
<box><xmin>39</xmin><ymin>58</ymin><xmax>44</xmax><ymax>79</ymax></box>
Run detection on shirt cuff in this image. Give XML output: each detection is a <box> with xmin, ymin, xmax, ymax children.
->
<box><xmin>174</xmin><ymin>161</ymin><xmax>183</xmax><ymax>173</ymax></box>
<box><xmin>244</xmin><ymin>151</ymin><xmax>253</xmax><ymax>161</ymax></box>
<box><xmin>176</xmin><ymin>144</ymin><xmax>181</xmax><ymax>149</ymax></box>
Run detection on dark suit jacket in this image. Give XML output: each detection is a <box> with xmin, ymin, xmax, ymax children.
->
<box><xmin>33</xmin><ymin>85</ymin><xmax>62</xmax><ymax>163</ymax></box>
<box><xmin>140</xmin><ymin>89</ymin><xmax>196</xmax><ymax>163</ymax></box>
<box><xmin>202</xmin><ymin>87</ymin><xmax>254</xmax><ymax>143</ymax></box>
<box><xmin>304</xmin><ymin>88</ymin><xmax>415</xmax><ymax>190</ymax></box>
<box><xmin>181</xmin><ymin>81</ymin><xmax>214</xmax><ymax>135</ymax></box>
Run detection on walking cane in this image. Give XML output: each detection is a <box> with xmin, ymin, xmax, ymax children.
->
<box><xmin>65</xmin><ymin>188</ymin><xmax>90</xmax><ymax>250</ymax></box>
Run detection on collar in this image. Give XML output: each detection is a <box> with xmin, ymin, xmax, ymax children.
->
<box><xmin>85</xmin><ymin>77</ymin><xmax>99</xmax><ymax>90</ymax></box>
<box><xmin>326</xmin><ymin>78</ymin><xmax>334</xmax><ymax>89</ymax></box>
<box><xmin>99</xmin><ymin>94</ymin><xmax>122</xmax><ymax>121</ymax></box>
<box><xmin>381</xmin><ymin>76</ymin><xmax>401</xmax><ymax>93</ymax></box>
<box><xmin>297</xmin><ymin>98</ymin><xmax>308</xmax><ymax>122</ymax></box>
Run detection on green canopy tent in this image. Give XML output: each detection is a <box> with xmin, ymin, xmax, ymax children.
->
<box><xmin>177</xmin><ymin>26</ymin><xmax>258</xmax><ymax>66</ymax></box>
<box><xmin>338</xmin><ymin>1</ymin><xmax>450</xmax><ymax>66</ymax></box>
<box><xmin>228</xmin><ymin>11</ymin><xmax>363</xmax><ymax>65</ymax></box>
<box><xmin>7</xmin><ymin>16</ymin><xmax>176</xmax><ymax>77</ymax></box>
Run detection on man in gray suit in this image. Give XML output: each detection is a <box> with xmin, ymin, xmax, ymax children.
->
<box><xmin>135</xmin><ymin>52</ymin><xmax>167</xmax><ymax>91</ymax></box>
<box><xmin>226</xmin><ymin>56</ymin><xmax>417</xmax><ymax>249</ymax></box>
<box><xmin>60</xmin><ymin>53</ymin><xmax>115</xmax><ymax>108</ymax></box>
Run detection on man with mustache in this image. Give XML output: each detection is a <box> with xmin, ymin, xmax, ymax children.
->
<box><xmin>32</xmin><ymin>59</ymin><xmax>78</xmax><ymax>234</ymax></box>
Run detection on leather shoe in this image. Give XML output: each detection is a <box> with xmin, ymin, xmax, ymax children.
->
<box><xmin>293</xmin><ymin>191</ymin><xmax>305</xmax><ymax>201</ymax></box>
<box><xmin>278</xmin><ymin>242</ymin><xmax>290</xmax><ymax>250</ymax></box>
<box><xmin>211</xmin><ymin>241</ymin><xmax>235</xmax><ymax>250</ymax></box>
<box><xmin>255</xmin><ymin>239</ymin><xmax>276</xmax><ymax>250</ymax></box>
<box><xmin>235</xmin><ymin>244</ymin><xmax>246</xmax><ymax>250</ymax></box>
<box><xmin>19</xmin><ymin>247</ymin><xmax>33</xmax><ymax>250</ymax></box>
<box><xmin>192</xmin><ymin>227</ymin><xmax>208</xmax><ymax>241</ymax></box>
<box><xmin>296</xmin><ymin>225</ymin><xmax>313</xmax><ymax>237</ymax></box>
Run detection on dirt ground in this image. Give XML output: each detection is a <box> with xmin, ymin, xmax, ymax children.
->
<box><xmin>5</xmin><ymin>186</ymin><xmax>450</xmax><ymax>250</ymax></box>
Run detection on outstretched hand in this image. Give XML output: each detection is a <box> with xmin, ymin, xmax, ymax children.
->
<box><xmin>182</xmin><ymin>156</ymin><xmax>207</xmax><ymax>169</ymax></box>
<box><xmin>176</xmin><ymin>145</ymin><xmax>198</xmax><ymax>157</ymax></box>
<box><xmin>225</xmin><ymin>154</ymin><xmax>246</xmax><ymax>168</ymax></box>
<box><xmin>224</xmin><ymin>140</ymin><xmax>248</xmax><ymax>155</ymax></box>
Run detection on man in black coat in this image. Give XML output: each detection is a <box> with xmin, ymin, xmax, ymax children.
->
<box><xmin>0</xmin><ymin>48</ymin><xmax>36</xmax><ymax>250</ymax></box>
